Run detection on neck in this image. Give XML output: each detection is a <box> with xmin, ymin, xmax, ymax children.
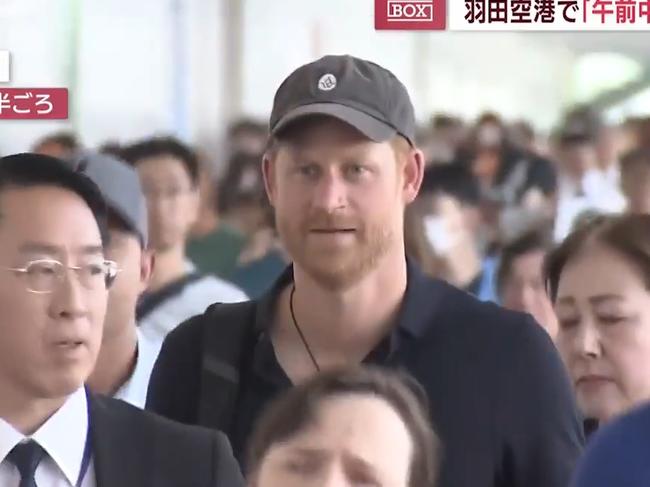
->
<box><xmin>0</xmin><ymin>382</ymin><xmax>69</xmax><ymax>435</ymax></box>
<box><xmin>191</xmin><ymin>211</ymin><xmax>218</xmax><ymax>237</ymax></box>
<box><xmin>222</xmin><ymin>213</ymin><xmax>255</xmax><ymax>238</ymax></box>
<box><xmin>148</xmin><ymin>244</ymin><xmax>187</xmax><ymax>291</ymax></box>
<box><xmin>87</xmin><ymin>323</ymin><xmax>138</xmax><ymax>397</ymax></box>
<box><xmin>278</xmin><ymin>250</ymin><xmax>408</xmax><ymax>363</ymax></box>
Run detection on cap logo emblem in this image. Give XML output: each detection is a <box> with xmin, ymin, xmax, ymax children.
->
<box><xmin>318</xmin><ymin>74</ymin><xmax>337</xmax><ymax>91</ymax></box>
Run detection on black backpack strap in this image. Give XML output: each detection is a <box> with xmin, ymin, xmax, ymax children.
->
<box><xmin>198</xmin><ymin>300</ymin><xmax>257</xmax><ymax>433</ymax></box>
<box><xmin>136</xmin><ymin>272</ymin><xmax>204</xmax><ymax>321</ymax></box>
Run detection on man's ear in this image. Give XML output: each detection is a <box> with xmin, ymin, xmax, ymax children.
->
<box><xmin>262</xmin><ymin>152</ymin><xmax>277</xmax><ymax>207</ymax></box>
<box><xmin>402</xmin><ymin>148</ymin><xmax>425</xmax><ymax>204</ymax></box>
<box><xmin>187</xmin><ymin>186</ymin><xmax>202</xmax><ymax>223</ymax></box>
<box><xmin>139</xmin><ymin>249</ymin><xmax>155</xmax><ymax>293</ymax></box>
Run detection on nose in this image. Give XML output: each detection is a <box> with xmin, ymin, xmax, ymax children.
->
<box><xmin>147</xmin><ymin>193</ymin><xmax>170</xmax><ymax>217</ymax></box>
<box><xmin>49</xmin><ymin>269</ymin><xmax>90</xmax><ymax>320</ymax></box>
<box><xmin>319</xmin><ymin>464</ymin><xmax>348</xmax><ymax>487</ymax></box>
<box><xmin>312</xmin><ymin>170</ymin><xmax>347</xmax><ymax>213</ymax></box>
<box><xmin>573</xmin><ymin>322</ymin><xmax>601</xmax><ymax>359</ymax></box>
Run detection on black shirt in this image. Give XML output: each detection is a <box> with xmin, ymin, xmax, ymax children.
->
<box><xmin>230</xmin><ymin>304</ymin><xmax>393</xmax><ymax>463</ymax></box>
<box><xmin>463</xmin><ymin>269</ymin><xmax>484</xmax><ymax>297</ymax></box>
<box><xmin>146</xmin><ymin>262</ymin><xmax>584</xmax><ymax>487</ymax></box>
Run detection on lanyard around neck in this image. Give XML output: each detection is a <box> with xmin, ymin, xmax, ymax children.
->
<box><xmin>75</xmin><ymin>388</ymin><xmax>93</xmax><ymax>487</ymax></box>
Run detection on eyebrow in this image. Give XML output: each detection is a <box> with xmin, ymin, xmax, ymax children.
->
<box><xmin>18</xmin><ymin>242</ymin><xmax>104</xmax><ymax>256</ymax></box>
<box><xmin>590</xmin><ymin>294</ymin><xmax>624</xmax><ymax>305</ymax></box>
<box><xmin>555</xmin><ymin>296</ymin><xmax>576</xmax><ymax>307</ymax></box>
<box><xmin>342</xmin><ymin>452</ymin><xmax>382</xmax><ymax>483</ymax></box>
<box><xmin>556</xmin><ymin>294</ymin><xmax>624</xmax><ymax>307</ymax></box>
<box><xmin>344</xmin><ymin>453</ymin><xmax>379</xmax><ymax>474</ymax></box>
<box><xmin>290</xmin><ymin>447</ymin><xmax>329</xmax><ymax>460</ymax></box>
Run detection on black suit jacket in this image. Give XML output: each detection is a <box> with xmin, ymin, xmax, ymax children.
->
<box><xmin>90</xmin><ymin>394</ymin><xmax>244</xmax><ymax>487</ymax></box>
<box><xmin>147</xmin><ymin>262</ymin><xmax>584</xmax><ymax>487</ymax></box>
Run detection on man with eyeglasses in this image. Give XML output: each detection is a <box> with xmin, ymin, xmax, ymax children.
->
<box><xmin>0</xmin><ymin>153</ymin><xmax>244</xmax><ymax>487</ymax></box>
<box><xmin>120</xmin><ymin>137</ymin><xmax>247</xmax><ymax>345</ymax></box>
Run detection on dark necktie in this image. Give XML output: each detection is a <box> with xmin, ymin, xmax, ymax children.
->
<box><xmin>6</xmin><ymin>440</ymin><xmax>46</xmax><ymax>487</ymax></box>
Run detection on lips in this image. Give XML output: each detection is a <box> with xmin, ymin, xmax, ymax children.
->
<box><xmin>310</xmin><ymin>228</ymin><xmax>356</xmax><ymax>233</ymax></box>
<box><xmin>575</xmin><ymin>375</ymin><xmax>613</xmax><ymax>387</ymax></box>
<box><xmin>54</xmin><ymin>339</ymin><xmax>85</xmax><ymax>349</ymax></box>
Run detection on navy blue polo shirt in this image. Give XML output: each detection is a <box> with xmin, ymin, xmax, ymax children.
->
<box><xmin>229</xmin><ymin>265</ymin><xmax>418</xmax><ymax>462</ymax></box>
<box><xmin>146</xmin><ymin>260</ymin><xmax>584</xmax><ymax>487</ymax></box>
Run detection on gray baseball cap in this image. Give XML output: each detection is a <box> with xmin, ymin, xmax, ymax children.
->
<box><xmin>71</xmin><ymin>151</ymin><xmax>148</xmax><ymax>247</ymax></box>
<box><xmin>270</xmin><ymin>55</ymin><xmax>416</xmax><ymax>145</ymax></box>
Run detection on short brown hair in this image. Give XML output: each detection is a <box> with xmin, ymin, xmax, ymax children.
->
<box><xmin>544</xmin><ymin>213</ymin><xmax>650</xmax><ymax>303</ymax></box>
<box><xmin>247</xmin><ymin>366</ymin><xmax>440</xmax><ymax>487</ymax></box>
<box><xmin>33</xmin><ymin>131</ymin><xmax>80</xmax><ymax>150</ymax></box>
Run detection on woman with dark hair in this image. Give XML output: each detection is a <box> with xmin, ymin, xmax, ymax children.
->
<box><xmin>545</xmin><ymin>214</ymin><xmax>650</xmax><ymax>430</ymax></box>
<box><xmin>247</xmin><ymin>366</ymin><xmax>440</xmax><ymax>487</ymax></box>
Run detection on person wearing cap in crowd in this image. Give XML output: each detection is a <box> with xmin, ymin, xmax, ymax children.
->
<box><xmin>0</xmin><ymin>153</ymin><xmax>244</xmax><ymax>487</ymax></box>
<box><xmin>564</xmin><ymin>105</ymin><xmax>623</xmax><ymax>184</ymax></box>
<box><xmin>553</xmin><ymin>113</ymin><xmax>626</xmax><ymax>241</ymax></box>
<box><xmin>120</xmin><ymin>136</ymin><xmax>248</xmax><ymax>346</ymax></box>
<box><xmin>71</xmin><ymin>152</ymin><xmax>160</xmax><ymax>409</ymax></box>
<box><xmin>146</xmin><ymin>55</ymin><xmax>583</xmax><ymax>487</ymax></box>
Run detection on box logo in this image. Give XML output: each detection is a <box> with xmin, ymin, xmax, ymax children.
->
<box><xmin>375</xmin><ymin>0</ymin><xmax>446</xmax><ymax>29</ymax></box>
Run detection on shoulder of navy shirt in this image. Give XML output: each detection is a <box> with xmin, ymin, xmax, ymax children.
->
<box><xmin>572</xmin><ymin>402</ymin><xmax>650</xmax><ymax>487</ymax></box>
<box><xmin>88</xmin><ymin>393</ymin><xmax>243</xmax><ymax>487</ymax></box>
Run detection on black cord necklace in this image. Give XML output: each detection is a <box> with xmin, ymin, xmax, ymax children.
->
<box><xmin>289</xmin><ymin>284</ymin><xmax>321</xmax><ymax>372</ymax></box>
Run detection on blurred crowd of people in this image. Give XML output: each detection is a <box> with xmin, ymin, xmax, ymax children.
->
<box><xmin>31</xmin><ymin>100</ymin><xmax>650</xmax><ymax>323</ymax></box>
<box><xmin>30</xmin><ymin>117</ymin><xmax>650</xmax><ymax>332</ymax></box>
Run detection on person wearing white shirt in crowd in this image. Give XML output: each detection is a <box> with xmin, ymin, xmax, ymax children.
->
<box><xmin>553</xmin><ymin>128</ymin><xmax>625</xmax><ymax>242</ymax></box>
<box><xmin>77</xmin><ymin>152</ymin><xmax>160</xmax><ymax>408</ymax></box>
<box><xmin>120</xmin><ymin>137</ymin><xmax>248</xmax><ymax>345</ymax></box>
<box><xmin>0</xmin><ymin>153</ymin><xmax>243</xmax><ymax>487</ymax></box>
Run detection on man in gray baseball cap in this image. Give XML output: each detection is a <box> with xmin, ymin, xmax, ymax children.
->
<box><xmin>147</xmin><ymin>55</ymin><xmax>583</xmax><ymax>487</ymax></box>
<box><xmin>75</xmin><ymin>151</ymin><xmax>160</xmax><ymax>408</ymax></box>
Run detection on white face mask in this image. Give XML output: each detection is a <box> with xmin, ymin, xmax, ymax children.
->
<box><xmin>477</xmin><ymin>124</ymin><xmax>503</xmax><ymax>147</ymax></box>
<box><xmin>423</xmin><ymin>215</ymin><xmax>461</xmax><ymax>256</ymax></box>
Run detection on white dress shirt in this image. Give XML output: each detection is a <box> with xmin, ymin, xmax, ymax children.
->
<box><xmin>0</xmin><ymin>387</ymin><xmax>96</xmax><ymax>487</ymax></box>
<box><xmin>113</xmin><ymin>328</ymin><xmax>161</xmax><ymax>409</ymax></box>
<box><xmin>554</xmin><ymin>169</ymin><xmax>626</xmax><ymax>241</ymax></box>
